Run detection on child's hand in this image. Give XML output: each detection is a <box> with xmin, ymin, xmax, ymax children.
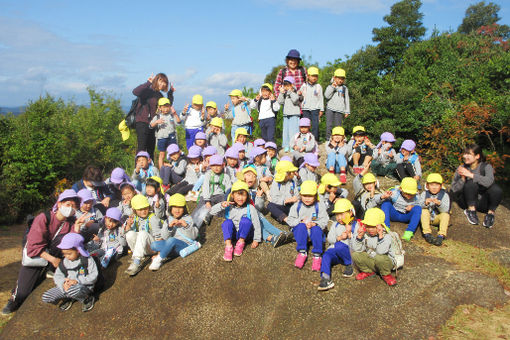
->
<box><xmin>405</xmin><ymin>205</ymin><xmax>414</xmax><ymax>212</ymax></box>
<box><xmin>92</xmin><ymin>234</ymin><xmax>100</xmax><ymax>242</ymax></box>
<box><xmin>293</xmin><ymin>145</ymin><xmax>299</xmax><ymax>151</ymax></box>
<box><xmin>256</xmin><ymin>188</ymin><xmax>264</xmax><ymax>197</ymax></box>
<box><xmin>328</xmin><ymin>191</ymin><xmax>336</xmax><ymax>202</ymax></box>
<box><xmin>125</xmin><ymin>215</ymin><xmax>134</xmax><ymax>231</ymax></box>
<box><xmin>433</xmin><ymin>198</ymin><xmax>441</xmax><ymax>206</ymax></box>
<box><xmin>425</xmin><ymin>198</ymin><xmax>433</xmax><ymax>206</ymax></box>
<box><xmin>376</xmin><ymin>225</ymin><xmax>384</xmax><ymax>238</ymax></box>
<box><xmin>220</xmin><ymin>201</ymin><xmax>231</xmax><ymax>208</ymax></box>
<box><xmin>344</xmin><ymin>113</ymin><xmax>349</xmax><ymax>118</ymax></box>
<box><xmin>305</xmin><ymin>221</ymin><xmax>315</xmax><ymax>229</ymax></box>
<box><xmin>251</xmin><ymin>241</ymin><xmax>259</xmax><ymax>249</ymax></box>
<box><xmin>255</xmin><ymin>94</ymin><xmax>261</xmax><ymax>101</ymax></box>
<box><xmin>338</xmin><ymin>231</ymin><xmax>348</xmax><ymax>241</ymax></box>
<box><xmin>297</xmin><ymin>90</ymin><xmax>302</xmax><ymax>96</ymax></box>
<box><xmin>148</xmin><ymin>73</ymin><xmax>154</xmax><ymax>83</ymax></box>
<box><xmin>381</xmin><ymin>191</ymin><xmax>392</xmax><ymax>200</ymax></box>
<box><xmin>101</xmin><ymin>197</ymin><xmax>111</xmax><ymax>208</ymax></box>
<box><xmin>279</xmin><ymin>85</ymin><xmax>285</xmax><ymax>93</ymax></box>
<box><xmin>269</xmin><ymin>94</ymin><xmax>276</xmax><ymax>101</ymax></box>
<box><xmin>357</xmin><ymin>225</ymin><xmax>366</xmax><ymax>238</ymax></box>
<box><xmin>413</xmin><ymin>175</ymin><xmax>420</xmax><ymax>182</ymax></box>
<box><xmin>155</xmin><ymin>119</ymin><xmax>165</xmax><ymax>125</ymax></box>
<box><xmin>224</xmin><ymin>103</ymin><xmax>229</xmax><ymax>111</ymax></box>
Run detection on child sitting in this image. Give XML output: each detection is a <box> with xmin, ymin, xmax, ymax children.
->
<box><xmin>351</xmin><ymin>208</ymin><xmax>397</xmax><ymax>286</ymax></box>
<box><xmin>236</xmin><ymin>143</ymin><xmax>249</xmax><ymax>168</ymax></box>
<box><xmin>318</xmin><ymin>199</ymin><xmax>356</xmax><ymax>291</ymax></box>
<box><xmin>194</xmin><ymin>131</ymin><xmax>207</xmax><ymax>149</ymax></box>
<box><xmin>290</xmin><ymin>118</ymin><xmax>318</xmax><ymax>165</ymax></box>
<box><xmin>250</xmin><ymin>83</ymin><xmax>279</xmax><ymax>143</ymax></box>
<box><xmin>182</xmin><ymin>145</ymin><xmax>203</xmax><ymax>201</ymax></box>
<box><xmin>132</xmin><ymin>151</ymin><xmax>159</xmax><ymax>195</ymax></box>
<box><xmin>117</xmin><ymin>182</ymin><xmax>137</xmax><ymax>223</ymax></box>
<box><xmin>371</xmin><ymin>132</ymin><xmax>397</xmax><ymax>178</ymax></box>
<box><xmin>419</xmin><ymin>173</ymin><xmax>450</xmax><ymax>246</ymax></box>
<box><xmin>253</xmin><ymin>138</ymin><xmax>266</xmax><ymax>148</ymax></box>
<box><xmin>278</xmin><ymin>76</ymin><xmax>302</xmax><ymax>152</ymax></box>
<box><xmin>87</xmin><ymin>207</ymin><xmax>127</xmax><ymax>268</ymax></box>
<box><xmin>210</xmin><ymin>181</ymin><xmax>262</xmax><ymax>261</ymax></box>
<box><xmin>224</xmin><ymin>89</ymin><xmax>252</xmax><ymax>142</ymax></box>
<box><xmin>249</xmin><ymin>147</ymin><xmax>273</xmax><ymax>199</ymax></box>
<box><xmin>224</xmin><ymin>147</ymin><xmax>241</xmax><ymax>185</ymax></box>
<box><xmin>76</xmin><ymin>189</ymin><xmax>102</xmax><ymax>241</ymax></box>
<box><xmin>150</xmin><ymin>97</ymin><xmax>181</xmax><ymax>169</ymax></box>
<box><xmin>199</xmin><ymin>154</ymin><xmax>232</xmax><ymax>209</ymax></box>
<box><xmin>42</xmin><ymin>233</ymin><xmax>97</xmax><ymax>312</ymax></box>
<box><xmin>381</xmin><ymin>177</ymin><xmax>423</xmax><ymax>242</ymax></box>
<box><xmin>352</xmin><ymin>172</ymin><xmax>391</xmax><ymax>219</ymax></box>
<box><xmin>145</xmin><ymin>177</ymin><xmax>166</xmax><ymax>220</ymax></box>
<box><xmin>395</xmin><ymin>139</ymin><xmax>422</xmax><ymax>182</ymax></box>
<box><xmin>264</xmin><ymin>141</ymin><xmax>279</xmax><ymax>175</ymax></box>
<box><xmin>160</xmin><ymin>144</ymin><xmax>187</xmax><ymax>191</ymax></box>
<box><xmin>181</xmin><ymin>95</ymin><xmax>206</xmax><ymax>149</ymax></box>
<box><xmin>232</xmin><ymin>128</ymin><xmax>253</xmax><ymax>156</ymax></box>
<box><xmin>287</xmin><ymin>181</ymin><xmax>329</xmax><ymax>270</ymax></box>
<box><xmin>149</xmin><ymin>194</ymin><xmax>199</xmax><ymax>270</ymax></box>
<box><xmin>326</xmin><ymin>126</ymin><xmax>349</xmax><ymax>183</ymax></box>
<box><xmin>348</xmin><ymin>126</ymin><xmax>374</xmax><ymax>174</ymax></box>
<box><xmin>267</xmin><ymin>160</ymin><xmax>299</xmax><ymax>224</ymax></box>
<box><xmin>206</xmin><ymin>117</ymin><xmax>228</xmax><ymax>155</ymax></box>
<box><xmin>297</xmin><ymin>153</ymin><xmax>320</xmax><ymax>185</ymax></box>
<box><xmin>318</xmin><ymin>173</ymin><xmax>348</xmax><ymax>217</ymax></box>
<box><xmin>124</xmin><ymin>194</ymin><xmax>167</xmax><ymax>276</ymax></box>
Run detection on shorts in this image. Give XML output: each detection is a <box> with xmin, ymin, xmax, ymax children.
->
<box><xmin>157</xmin><ymin>133</ymin><xmax>177</xmax><ymax>152</ymax></box>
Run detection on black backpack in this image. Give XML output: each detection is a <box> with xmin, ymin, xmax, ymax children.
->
<box><xmin>125</xmin><ymin>98</ymin><xmax>141</xmax><ymax>128</ymax></box>
<box><xmin>58</xmin><ymin>255</ymin><xmax>105</xmax><ymax>293</ymax></box>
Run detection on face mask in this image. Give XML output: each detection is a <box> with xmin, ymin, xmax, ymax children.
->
<box><xmin>59</xmin><ymin>205</ymin><xmax>75</xmax><ymax>218</ymax></box>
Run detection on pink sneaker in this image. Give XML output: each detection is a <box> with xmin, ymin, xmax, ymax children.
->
<box><xmin>233</xmin><ymin>241</ymin><xmax>245</xmax><ymax>257</ymax></box>
<box><xmin>294</xmin><ymin>253</ymin><xmax>307</xmax><ymax>269</ymax></box>
<box><xmin>223</xmin><ymin>246</ymin><xmax>233</xmax><ymax>261</ymax></box>
<box><xmin>339</xmin><ymin>173</ymin><xmax>347</xmax><ymax>184</ymax></box>
<box><xmin>311</xmin><ymin>256</ymin><xmax>322</xmax><ymax>271</ymax></box>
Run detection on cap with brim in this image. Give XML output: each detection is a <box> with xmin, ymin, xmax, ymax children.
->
<box><xmin>77</xmin><ymin>189</ymin><xmax>95</xmax><ymax>206</ymax></box>
<box><xmin>283</xmin><ymin>76</ymin><xmax>295</xmax><ymax>84</ymax></box>
<box><xmin>135</xmin><ymin>151</ymin><xmax>150</xmax><ymax>160</ymax></box>
<box><xmin>110</xmin><ymin>167</ymin><xmax>129</xmax><ymax>184</ymax></box>
<box><xmin>209</xmin><ymin>154</ymin><xmax>224</xmax><ymax>166</ymax></box>
<box><xmin>58</xmin><ymin>233</ymin><xmax>89</xmax><ymax>257</ymax></box>
<box><xmin>187</xmin><ymin>145</ymin><xmax>202</xmax><ymax>159</ymax></box>
<box><xmin>236</xmin><ymin>165</ymin><xmax>257</xmax><ymax>181</ymax></box>
<box><xmin>105</xmin><ymin>207</ymin><xmax>122</xmax><ymax>221</ymax></box>
<box><xmin>265</xmin><ymin>142</ymin><xmax>277</xmax><ymax>150</ymax></box>
<box><xmin>300</xmin><ymin>153</ymin><xmax>320</xmax><ymax>168</ymax></box>
<box><xmin>233</xmin><ymin>142</ymin><xmax>245</xmax><ymax>152</ymax></box>
<box><xmin>299</xmin><ymin>118</ymin><xmax>311</xmax><ymax>127</ymax></box>
<box><xmin>249</xmin><ymin>147</ymin><xmax>267</xmax><ymax>163</ymax></box>
<box><xmin>58</xmin><ymin>189</ymin><xmax>79</xmax><ymax>203</ymax></box>
<box><xmin>202</xmin><ymin>146</ymin><xmax>217</xmax><ymax>157</ymax></box>
<box><xmin>254</xmin><ymin>138</ymin><xmax>266</xmax><ymax>147</ymax></box>
<box><xmin>380</xmin><ymin>132</ymin><xmax>396</xmax><ymax>143</ymax></box>
<box><xmin>400</xmin><ymin>139</ymin><xmax>416</xmax><ymax>152</ymax></box>
<box><xmin>224</xmin><ymin>147</ymin><xmax>239</xmax><ymax>160</ymax></box>
<box><xmin>166</xmin><ymin>144</ymin><xmax>180</xmax><ymax>156</ymax></box>
<box><xmin>195</xmin><ymin>132</ymin><xmax>207</xmax><ymax>140</ymax></box>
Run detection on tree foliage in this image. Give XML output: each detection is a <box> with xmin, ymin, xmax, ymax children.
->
<box><xmin>458</xmin><ymin>1</ymin><xmax>510</xmax><ymax>38</ymax></box>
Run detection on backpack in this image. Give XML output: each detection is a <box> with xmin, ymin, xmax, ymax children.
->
<box><xmin>58</xmin><ymin>255</ymin><xmax>105</xmax><ymax>293</ymax></box>
<box><xmin>385</xmin><ymin>227</ymin><xmax>405</xmax><ymax>272</ymax></box>
<box><xmin>232</xmin><ymin>102</ymin><xmax>253</xmax><ymax>134</ymax></box>
<box><xmin>296</xmin><ymin>201</ymin><xmax>319</xmax><ymax>222</ymax></box>
<box><xmin>125</xmin><ymin>98</ymin><xmax>141</xmax><ymax>128</ymax></box>
<box><xmin>256</xmin><ymin>98</ymin><xmax>279</xmax><ymax>115</ymax></box>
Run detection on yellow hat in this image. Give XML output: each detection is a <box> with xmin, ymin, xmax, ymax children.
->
<box><xmin>118</xmin><ymin>120</ymin><xmax>130</xmax><ymax>141</ymax></box>
<box><xmin>400</xmin><ymin>177</ymin><xmax>418</xmax><ymax>195</ymax></box>
<box><xmin>229</xmin><ymin>89</ymin><xmax>243</xmax><ymax>97</ymax></box>
<box><xmin>307</xmin><ymin>66</ymin><xmax>319</xmax><ymax>76</ymax></box>
<box><xmin>334</xmin><ymin>68</ymin><xmax>346</xmax><ymax>78</ymax></box>
<box><xmin>361</xmin><ymin>173</ymin><xmax>377</xmax><ymax>184</ymax></box>
<box><xmin>131</xmin><ymin>194</ymin><xmax>150</xmax><ymax>210</ymax></box>
<box><xmin>205</xmin><ymin>101</ymin><xmax>217</xmax><ymax>109</ymax></box>
<box><xmin>318</xmin><ymin>173</ymin><xmax>341</xmax><ymax>194</ymax></box>
<box><xmin>148</xmin><ymin>176</ymin><xmax>163</xmax><ymax>190</ymax></box>
<box><xmin>426</xmin><ymin>173</ymin><xmax>443</xmax><ymax>184</ymax></box>
<box><xmin>352</xmin><ymin>126</ymin><xmax>366</xmax><ymax>134</ymax></box>
<box><xmin>231</xmin><ymin>180</ymin><xmax>250</xmax><ymax>193</ymax></box>
<box><xmin>168</xmin><ymin>193</ymin><xmax>186</xmax><ymax>207</ymax></box>
<box><xmin>331</xmin><ymin>126</ymin><xmax>345</xmax><ymax>136</ymax></box>
<box><xmin>236</xmin><ymin>165</ymin><xmax>257</xmax><ymax>181</ymax></box>
<box><xmin>300</xmin><ymin>180</ymin><xmax>318</xmax><ymax>196</ymax></box>
<box><xmin>362</xmin><ymin>208</ymin><xmax>386</xmax><ymax>227</ymax></box>
<box><xmin>192</xmin><ymin>94</ymin><xmax>203</xmax><ymax>105</ymax></box>
<box><xmin>234</xmin><ymin>127</ymin><xmax>249</xmax><ymax>142</ymax></box>
<box><xmin>158</xmin><ymin>97</ymin><xmax>171</xmax><ymax>106</ymax></box>
<box><xmin>274</xmin><ymin>161</ymin><xmax>298</xmax><ymax>183</ymax></box>
<box><xmin>210</xmin><ymin>117</ymin><xmax>223</xmax><ymax>128</ymax></box>
<box><xmin>332</xmin><ymin>198</ymin><xmax>354</xmax><ymax>214</ymax></box>
<box><xmin>261</xmin><ymin>83</ymin><xmax>273</xmax><ymax>92</ymax></box>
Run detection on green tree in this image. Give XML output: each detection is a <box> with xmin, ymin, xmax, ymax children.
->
<box><xmin>458</xmin><ymin>1</ymin><xmax>510</xmax><ymax>38</ymax></box>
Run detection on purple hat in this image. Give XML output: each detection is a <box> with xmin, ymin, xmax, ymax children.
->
<box><xmin>209</xmin><ymin>154</ymin><xmax>224</xmax><ymax>166</ymax></box>
<box><xmin>400</xmin><ymin>139</ymin><xmax>416</xmax><ymax>152</ymax></box>
<box><xmin>380</xmin><ymin>132</ymin><xmax>396</xmax><ymax>143</ymax></box>
<box><xmin>283</xmin><ymin>76</ymin><xmax>295</xmax><ymax>84</ymax></box>
<box><xmin>224</xmin><ymin>147</ymin><xmax>239</xmax><ymax>159</ymax></box>
<box><xmin>254</xmin><ymin>138</ymin><xmax>266</xmax><ymax>147</ymax></box>
<box><xmin>135</xmin><ymin>151</ymin><xmax>150</xmax><ymax>160</ymax></box>
<box><xmin>58</xmin><ymin>233</ymin><xmax>89</xmax><ymax>257</ymax></box>
<box><xmin>281</xmin><ymin>156</ymin><xmax>293</xmax><ymax>162</ymax></box>
<box><xmin>202</xmin><ymin>146</ymin><xmax>218</xmax><ymax>157</ymax></box>
<box><xmin>187</xmin><ymin>145</ymin><xmax>202</xmax><ymax>159</ymax></box>
<box><xmin>249</xmin><ymin>147</ymin><xmax>267</xmax><ymax>162</ymax></box>
<box><xmin>58</xmin><ymin>189</ymin><xmax>79</xmax><ymax>203</ymax></box>
<box><xmin>265</xmin><ymin>141</ymin><xmax>277</xmax><ymax>150</ymax></box>
<box><xmin>195</xmin><ymin>131</ymin><xmax>207</xmax><ymax>140</ymax></box>
<box><xmin>77</xmin><ymin>189</ymin><xmax>95</xmax><ymax>206</ymax></box>
<box><xmin>300</xmin><ymin>153</ymin><xmax>320</xmax><ymax>168</ymax></box>
<box><xmin>233</xmin><ymin>142</ymin><xmax>245</xmax><ymax>152</ymax></box>
<box><xmin>166</xmin><ymin>144</ymin><xmax>180</xmax><ymax>156</ymax></box>
<box><xmin>105</xmin><ymin>207</ymin><xmax>122</xmax><ymax>222</ymax></box>
<box><xmin>110</xmin><ymin>167</ymin><xmax>129</xmax><ymax>184</ymax></box>
<box><xmin>299</xmin><ymin>117</ymin><xmax>311</xmax><ymax>127</ymax></box>
<box><xmin>286</xmin><ymin>49</ymin><xmax>301</xmax><ymax>60</ymax></box>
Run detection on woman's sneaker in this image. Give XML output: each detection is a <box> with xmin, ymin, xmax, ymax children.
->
<box><xmin>464</xmin><ymin>209</ymin><xmax>479</xmax><ymax>225</ymax></box>
<box><xmin>59</xmin><ymin>299</ymin><xmax>73</xmax><ymax>311</ymax></box>
<box><xmin>483</xmin><ymin>214</ymin><xmax>495</xmax><ymax>228</ymax></box>
<box><xmin>223</xmin><ymin>246</ymin><xmax>234</xmax><ymax>261</ymax></box>
<box><xmin>81</xmin><ymin>296</ymin><xmax>95</xmax><ymax>312</ymax></box>
<box><xmin>342</xmin><ymin>265</ymin><xmax>354</xmax><ymax>277</ymax></box>
<box><xmin>317</xmin><ymin>278</ymin><xmax>335</xmax><ymax>291</ymax></box>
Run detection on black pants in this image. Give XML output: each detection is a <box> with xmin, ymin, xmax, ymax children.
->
<box><xmin>167</xmin><ymin>182</ymin><xmax>194</xmax><ymax>196</ymax></box>
<box><xmin>395</xmin><ymin>162</ymin><xmax>417</xmax><ymax>181</ymax></box>
<box><xmin>452</xmin><ymin>180</ymin><xmax>503</xmax><ymax>213</ymax></box>
<box><xmin>135</xmin><ymin>122</ymin><xmax>156</xmax><ymax>160</ymax></box>
<box><xmin>259</xmin><ymin>117</ymin><xmax>276</xmax><ymax>143</ymax></box>
<box><xmin>160</xmin><ymin>166</ymin><xmax>184</xmax><ymax>186</ymax></box>
<box><xmin>267</xmin><ymin>203</ymin><xmax>291</xmax><ymax>223</ymax></box>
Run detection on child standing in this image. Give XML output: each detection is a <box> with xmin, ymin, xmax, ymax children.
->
<box><xmin>150</xmin><ymin>97</ymin><xmax>181</xmax><ymax>169</ymax></box>
<box><xmin>181</xmin><ymin>95</ymin><xmax>206</xmax><ymax>149</ymax></box>
<box><xmin>290</xmin><ymin>118</ymin><xmax>318</xmax><ymax>165</ymax></box>
<box><xmin>395</xmin><ymin>139</ymin><xmax>422</xmax><ymax>182</ymax></box>
<box><xmin>132</xmin><ymin>151</ymin><xmax>160</xmax><ymax>195</ymax></box>
<box><xmin>278</xmin><ymin>76</ymin><xmax>302</xmax><ymax>152</ymax></box>
<box><xmin>324</xmin><ymin>68</ymin><xmax>350</xmax><ymax>140</ymax></box>
<box><xmin>250</xmin><ymin>83</ymin><xmax>280</xmax><ymax>143</ymax></box>
<box><xmin>299</xmin><ymin>66</ymin><xmax>324</xmax><ymax>142</ymax></box>
<box><xmin>224</xmin><ymin>89</ymin><xmax>252</xmax><ymax>142</ymax></box>
<box><xmin>371</xmin><ymin>132</ymin><xmax>397</xmax><ymax>178</ymax></box>
<box><xmin>326</xmin><ymin>126</ymin><xmax>349</xmax><ymax>183</ymax></box>
<box><xmin>206</xmin><ymin>117</ymin><xmax>228</xmax><ymax>156</ymax></box>
<box><xmin>267</xmin><ymin>161</ymin><xmax>299</xmax><ymax>224</ymax></box>
<box><xmin>420</xmin><ymin>174</ymin><xmax>450</xmax><ymax>246</ymax></box>
<box><xmin>205</xmin><ymin>101</ymin><xmax>220</xmax><ymax>121</ymax></box>
<box><xmin>348</xmin><ymin>126</ymin><xmax>375</xmax><ymax>174</ymax></box>
<box><xmin>287</xmin><ymin>181</ymin><xmax>329</xmax><ymax>270</ymax></box>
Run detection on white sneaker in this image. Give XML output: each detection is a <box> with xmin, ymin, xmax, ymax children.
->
<box><xmin>185</xmin><ymin>191</ymin><xmax>197</xmax><ymax>201</ymax></box>
<box><xmin>125</xmin><ymin>260</ymin><xmax>141</xmax><ymax>276</ymax></box>
<box><xmin>149</xmin><ymin>255</ymin><xmax>163</xmax><ymax>271</ymax></box>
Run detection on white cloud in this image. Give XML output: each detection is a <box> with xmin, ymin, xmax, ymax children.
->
<box><xmin>265</xmin><ymin>0</ymin><xmax>392</xmax><ymax>14</ymax></box>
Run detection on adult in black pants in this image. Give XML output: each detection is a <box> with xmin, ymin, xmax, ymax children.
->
<box><xmin>450</xmin><ymin>144</ymin><xmax>503</xmax><ymax>228</ymax></box>
<box><xmin>132</xmin><ymin>73</ymin><xmax>174</xmax><ymax>160</ymax></box>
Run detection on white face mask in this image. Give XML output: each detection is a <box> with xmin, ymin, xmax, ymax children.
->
<box><xmin>59</xmin><ymin>205</ymin><xmax>75</xmax><ymax>218</ymax></box>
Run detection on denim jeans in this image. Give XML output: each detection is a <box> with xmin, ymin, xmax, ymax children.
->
<box><xmin>151</xmin><ymin>237</ymin><xmax>188</xmax><ymax>259</ymax></box>
<box><xmin>282</xmin><ymin>115</ymin><xmax>299</xmax><ymax>150</ymax></box>
<box><xmin>260</xmin><ymin>215</ymin><xmax>283</xmax><ymax>241</ymax></box>
<box><xmin>326</xmin><ymin>152</ymin><xmax>347</xmax><ymax>173</ymax></box>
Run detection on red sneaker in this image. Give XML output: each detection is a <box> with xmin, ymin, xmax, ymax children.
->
<box><xmin>355</xmin><ymin>271</ymin><xmax>375</xmax><ymax>281</ymax></box>
<box><xmin>382</xmin><ymin>274</ymin><xmax>397</xmax><ymax>286</ymax></box>
<box><xmin>339</xmin><ymin>173</ymin><xmax>347</xmax><ymax>184</ymax></box>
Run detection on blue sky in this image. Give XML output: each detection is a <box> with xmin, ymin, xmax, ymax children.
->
<box><xmin>0</xmin><ymin>0</ymin><xmax>508</xmax><ymax>109</ymax></box>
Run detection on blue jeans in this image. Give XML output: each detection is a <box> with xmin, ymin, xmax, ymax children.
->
<box><xmin>282</xmin><ymin>116</ymin><xmax>299</xmax><ymax>150</ymax></box>
<box><xmin>185</xmin><ymin>128</ymin><xmax>203</xmax><ymax>149</ymax></box>
<box><xmin>326</xmin><ymin>152</ymin><xmax>347</xmax><ymax>173</ymax></box>
<box><xmin>231</xmin><ymin>124</ymin><xmax>251</xmax><ymax>143</ymax></box>
<box><xmin>381</xmin><ymin>201</ymin><xmax>422</xmax><ymax>233</ymax></box>
<box><xmin>222</xmin><ymin>217</ymin><xmax>254</xmax><ymax>242</ymax></box>
<box><xmin>260</xmin><ymin>215</ymin><xmax>283</xmax><ymax>241</ymax></box>
<box><xmin>321</xmin><ymin>242</ymin><xmax>352</xmax><ymax>277</ymax></box>
<box><xmin>151</xmin><ymin>237</ymin><xmax>188</xmax><ymax>259</ymax></box>
<box><xmin>292</xmin><ymin>223</ymin><xmax>323</xmax><ymax>255</ymax></box>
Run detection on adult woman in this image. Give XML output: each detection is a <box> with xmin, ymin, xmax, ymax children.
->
<box><xmin>274</xmin><ymin>49</ymin><xmax>308</xmax><ymax>97</ymax></box>
<box><xmin>2</xmin><ymin>190</ymin><xmax>83</xmax><ymax>315</ymax></box>
<box><xmin>450</xmin><ymin>144</ymin><xmax>503</xmax><ymax>228</ymax></box>
<box><xmin>132</xmin><ymin>73</ymin><xmax>174</xmax><ymax>160</ymax></box>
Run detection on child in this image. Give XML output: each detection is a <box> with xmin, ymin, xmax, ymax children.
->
<box><xmin>224</xmin><ymin>89</ymin><xmax>252</xmax><ymax>142</ymax></box>
<box><xmin>278</xmin><ymin>76</ymin><xmax>302</xmax><ymax>152</ymax></box>
<box><xmin>117</xmin><ymin>182</ymin><xmax>137</xmax><ymax>223</ymax></box>
<box><xmin>249</xmin><ymin>83</ymin><xmax>279</xmax><ymax>143</ymax></box>
<box><xmin>71</xmin><ymin>165</ymin><xmax>111</xmax><ymax>213</ymax></box>
<box><xmin>381</xmin><ymin>177</ymin><xmax>423</xmax><ymax>242</ymax></box>
<box><xmin>351</xmin><ymin>208</ymin><xmax>397</xmax><ymax>286</ymax></box>
<box><xmin>145</xmin><ymin>176</ymin><xmax>166</xmax><ymax>220</ymax></box>
<box><xmin>206</xmin><ymin>117</ymin><xmax>228</xmax><ymax>155</ymax></box>
<box><xmin>149</xmin><ymin>194</ymin><xmax>199</xmax><ymax>270</ymax></box>
<box><xmin>150</xmin><ymin>97</ymin><xmax>181</xmax><ymax>169</ymax></box>
<box><xmin>210</xmin><ymin>181</ymin><xmax>262</xmax><ymax>261</ymax></box>
<box><xmin>199</xmin><ymin>154</ymin><xmax>232</xmax><ymax>209</ymax></box>
<box><xmin>235</xmin><ymin>142</ymin><xmax>249</xmax><ymax>168</ymax></box>
<box><xmin>267</xmin><ymin>160</ymin><xmax>299</xmax><ymax>224</ymax></box>
<box><xmin>194</xmin><ymin>131</ymin><xmax>207</xmax><ymax>149</ymax></box>
<box><xmin>253</xmin><ymin>138</ymin><xmax>266</xmax><ymax>148</ymax></box>
<box><xmin>324</xmin><ymin>68</ymin><xmax>350</xmax><ymax>140</ymax></box>
<box><xmin>76</xmin><ymin>189</ymin><xmax>102</xmax><ymax>240</ymax></box>
<box><xmin>371</xmin><ymin>132</ymin><xmax>397</xmax><ymax>178</ymax></box>
<box><xmin>160</xmin><ymin>144</ymin><xmax>187</xmax><ymax>190</ymax></box>
<box><xmin>291</xmin><ymin>118</ymin><xmax>318</xmax><ymax>165</ymax></box>
<box><xmin>326</xmin><ymin>126</ymin><xmax>349</xmax><ymax>183</ymax></box>
<box><xmin>182</xmin><ymin>145</ymin><xmax>203</xmax><ymax>201</ymax></box>
<box><xmin>297</xmin><ymin>153</ymin><xmax>320</xmax><ymax>185</ymax></box>
<box><xmin>124</xmin><ymin>194</ymin><xmax>167</xmax><ymax>276</ymax></box>
<box><xmin>205</xmin><ymin>101</ymin><xmax>220</xmax><ymax>121</ymax></box>
<box><xmin>299</xmin><ymin>66</ymin><xmax>324</xmax><ymax>142</ymax></box>
<box><xmin>352</xmin><ymin>172</ymin><xmax>390</xmax><ymax>219</ymax></box>
<box><xmin>419</xmin><ymin>173</ymin><xmax>450</xmax><ymax>246</ymax></box>
<box><xmin>132</xmin><ymin>151</ymin><xmax>160</xmax><ymax>195</ymax></box>
<box><xmin>264</xmin><ymin>141</ymin><xmax>279</xmax><ymax>175</ymax></box>
<box><xmin>42</xmin><ymin>233</ymin><xmax>97</xmax><ymax>312</ymax></box>
<box><xmin>249</xmin><ymin>147</ymin><xmax>273</xmax><ymax>199</ymax></box>
<box><xmin>87</xmin><ymin>207</ymin><xmax>127</xmax><ymax>268</ymax></box>
<box><xmin>318</xmin><ymin>199</ymin><xmax>355</xmax><ymax>291</ymax></box>
<box><xmin>318</xmin><ymin>173</ymin><xmax>349</xmax><ymax>217</ymax></box>
<box><xmin>181</xmin><ymin>94</ymin><xmax>206</xmax><ymax>149</ymax></box>
<box><xmin>106</xmin><ymin>167</ymin><xmax>130</xmax><ymax>207</ymax></box>
<box><xmin>347</xmin><ymin>126</ymin><xmax>374</xmax><ymax>174</ymax></box>
<box><xmin>287</xmin><ymin>181</ymin><xmax>329</xmax><ymax>270</ymax></box>
<box><xmin>395</xmin><ymin>139</ymin><xmax>422</xmax><ymax>182</ymax></box>
<box><xmin>224</xmin><ymin>147</ymin><xmax>240</xmax><ymax>185</ymax></box>
<box><xmin>232</xmin><ymin>128</ymin><xmax>253</xmax><ymax>156</ymax></box>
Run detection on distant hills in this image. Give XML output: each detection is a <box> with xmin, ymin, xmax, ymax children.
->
<box><xmin>0</xmin><ymin>106</ymin><xmax>25</xmax><ymax>116</ymax></box>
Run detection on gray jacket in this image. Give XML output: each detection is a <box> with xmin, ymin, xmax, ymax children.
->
<box><xmin>387</xmin><ymin>188</ymin><xmax>423</xmax><ymax>214</ymax></box>
<box><xmin>327</xmin><ymin>222</ymin><xmax>352</xmax><ymax>248</ymax></box>
<box><xmin>351</xmin><ymin>226</ymin><xmax>395</xmax><ymax>264</ymax></box>
<box><xmin>290</xmin><ymin>132</ymin><xmax>318</xmax><ymax>160</ymax></box>
<box><xmin>395</xmin><ymin>152</ymin><xmax>422</xmax><ymax>177</ymax></box>
<box><xmin>298</xmin><ymin>167</ymin><xmax>319</xmax><ymax>185</ymax></box>
<box><xmin>95</xmin><ymin>223</ymin><xmax>127</xmax><ymax>254</ymax></box>
<box><xmin>167</xmin><ymin>214</ymin><xmax>198</xmax><ymax>244</ymax></box>
<box><xmin>300</xmin><ymin>82</ymin><xmax>324</xmax><ymax>111</ymax></box>
<box><xmin>128</xmin><ymin>214</ymin><xmax>168</xmax><ymax>240</ymax></box>
<box><xmin>53</xmin><ymin>256</ymin><xmax>98</xmax><ymax>290</ymax></box>
<box><xmin>150</xmin><ymin>112</ymin><xmax>177</xmax><ymax>139</ymax></box>
<box><xmin>451</xmin><ymin>162</ymin><xmax>495</xmax><ymax>193</ymax></box>
<box><xmin>286</xmin><ymin>201</ymin><xmax>329</xmax><ymax>230</ymax></box>
<box><xmin>324</xmin><ymin>84</ymin><xmax>350</xmax><ymax>113</ymax></box>
<box><xmin>372</xmin><ymin>145</ymin><xmax>397</xmax><ymax>166</ymax></box>
<box><xmin>207</xmin><ymin>132</ymin><xmax>228</xmax><ymax>156</ymax></box>
<box><xmin>148</xmin><ymin>194</ymin><xmax>166</xmax><ymax>220</ymax></box>
<box><xmin>167</xmin><ymin>156</ymin><xmax>187</xmax><ymax>177</ymax></box>
<box><xmin>419</xmin><ymin>189</ymin><xmax>450</xmax><ymax>218</ymax></box>
<box><xmin>201</xmin><ymin>170</ymin><xmax>232</xmax><ymax>202</ymax></box>
<box><xmin>277</xmin><ymin>90</ymin><xmax>302</xmax><ymax>116</ymax></box>
<box><xmin>326</xmin><ymin>141</ymin><xmax>350</xmax><ymax>157</ymax></box>
<box><xmin>117</xmin><ymin>201</ymin><xmax>133</xmax><ymax>223</ymax></box>
<box><xmin>210</xmin><ymin>203</ymin><xmax>262</xmax><ymax>242</ymax></box>
<box><xmin>353</xmin><ymin>174</ymin><xmax>384</xmax><ymax>210</ymax></box>
<box><xmin>269</xmin><ymin>179</ymin><xmax>298</xmax><ymax>206</ymax></box>
<box><xmin>184</xmin><ymin>163</ymin><xmax>203</xmax><ymax>185</ymax></box>
<box><xmin>224</xmin><ymin>102</ymin><xmax>251</xmax><ymax>126</ymax></box>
